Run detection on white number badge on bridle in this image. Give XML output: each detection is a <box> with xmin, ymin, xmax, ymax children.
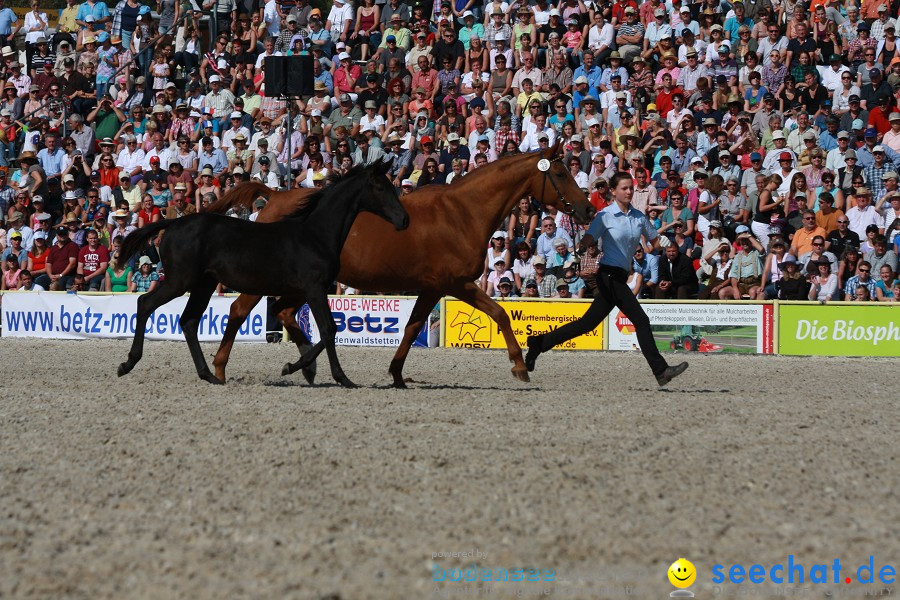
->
<box><xmin>537</xmin><ymin>158</ymin><xmax>551</xmax><ymax>172</ymax></box>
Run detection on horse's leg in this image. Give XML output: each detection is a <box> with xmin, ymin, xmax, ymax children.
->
<box><xmin>118</xmin><ymin>281</ymin><xmax>185</xmax><ymax>377</ymax></box>
<box><xmin>305</xmin><ymin>291</ymin><xmax>356</xmax><ymax>388</ymax></box>
<box><xmin>180</xmin><ymin>277</ymin><xmax>222</xmax><ymax>385</ymax></box>
<box><xmin>453</xmin><ymin>281</ymin><xmax>529</xmax><ymax>383</ymax></box>
<box><xmin>278</xmin><ymin>305</ymin><xmax>318</xmax><ymax>384</ymax></box>
<box><xmin>388</xmin><ymin>291</ymin><xmax>441</xmax><ymax>389</ymax></box>
<box><xmin>212</xmin><ymin>293</ymin><xmax>262</xmax><ymax>382</ymax></box>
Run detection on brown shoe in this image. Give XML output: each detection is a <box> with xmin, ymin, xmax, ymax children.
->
<box><xmin>656</xmin><ymin>362</ymin><xmax>689</xmax><ymax>387</ymax></box>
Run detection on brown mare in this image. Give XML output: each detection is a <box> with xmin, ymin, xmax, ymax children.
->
<box><xmin>206</xmin><ymin>145</ymin><xmax>594</xmax><ymax>387</ymax></box>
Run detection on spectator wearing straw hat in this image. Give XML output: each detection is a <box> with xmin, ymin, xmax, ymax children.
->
<box><xmin>5</xmin><ymin>211</ymin><xmax>31</xmax><ymax>249</ymax></box>
<box><xmin>165</xmin><ymin>189</ymin><xmax>196</xmax><ymax>220</ymax></box>
<box><xmin>129</xmin><ymin>255</ymin><xmax>159</xmax><ymax>293</ymax></box>
<box><xmin>881</xmin><ymin>112</ymin><xmax>900</xmax><ymax>152</ymax></box>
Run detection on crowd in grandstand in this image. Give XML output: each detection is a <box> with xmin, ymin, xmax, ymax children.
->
<box><xmin>0</xmin><ymin>0</ymin><xmax>899</xmax><ymax>300</ymax></box>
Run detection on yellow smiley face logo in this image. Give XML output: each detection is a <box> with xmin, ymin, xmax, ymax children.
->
<box><xmin>668</xmin><ymin>558</ymin><xmax>697</xmax><ymax>588</ymax></box>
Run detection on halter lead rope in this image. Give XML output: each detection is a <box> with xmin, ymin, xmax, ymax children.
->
<box><xmin>537</xmin><ymin>154</ymin><xmax>581</xmax><ymax>266</ymax></box>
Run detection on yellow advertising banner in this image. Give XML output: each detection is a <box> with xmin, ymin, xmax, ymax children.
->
<box><xmin>443</xmin><ymin>299</ymin><xmax>603</xmax><ymax>350</ymax></box>
<box><xmin>12</xmin><ymin>8</ymin><xmax>60</xmax><ymax>29</ymax></box>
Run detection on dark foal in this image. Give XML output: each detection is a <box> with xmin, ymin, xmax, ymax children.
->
<box><xmin>116</xmin><ymin>159</ymin><xmax>408</xmax><ymax>387</ymax></box>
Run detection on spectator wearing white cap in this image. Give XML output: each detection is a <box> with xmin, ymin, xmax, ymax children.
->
<box><xmin>762</xmin><ymin>130</ymin><xmax>795</xmax><ymax>172</ymax></box>
<box><xmin>221</xmin><ymin>110</ymin><xmax>252</xmax><ymax>151</ymax></box>
<box><xmin>481</xmin><ymin>229</ymin><xmax>511</xmax><ymax>291</ymax></box>
<box><xmin>115</xmin><ymin>134</ymin><xmax>145</xmax><ymax>181</ymax></box>
<box><xmin>333</xmin><ymin>51</ymin><xmax>361</xmax><ymax>98</ymax></box>
<box><xmin>614</xmin><ymin>7</ymin><xmax>644</xmax><ymax>63</ymax></box>
<box><xmin>644</xmin><ymin>8</ymin><xmax>672</xmax><ymax>54</ymax></box>
<box><xmin>865</xmin><ymin>144</ymin><xmax>892</xmax><ymax>197</ymax></box>
<box><xmin>273</xmin><ymin>13</ymin><xmax>301</xmax><ymax>54</ymax></box>
<box><xmin>871</xmin><ymin>4</ymin><xmax>895</xmax><ymax>42</ymax></box>
<box><xmin>202</xmin><ymin>74</ymin><xmax>235</xmax><ymax>128</ymax></box>
<box><xmin>875</xmin><ymin>169</ymin><xmax>899</xmax><ymax>208</ymax></box>
<box><xmin>4</xmin><ymin>212</ymin><xmax>27</xmax><ymax>254</ymax></box>
<box><xmin>881</xmin><ymin>112</ymin><xmax>900</xmax><ymax>153</ymax></box>
<box><xmin>826</xmin><ymin>131</ymin><xmax>853</xmax><ymax>171</ymax></box>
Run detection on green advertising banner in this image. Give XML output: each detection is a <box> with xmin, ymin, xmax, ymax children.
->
<box><xmin>778</xmin><ymin>303</ymin><xmax>900</xmax><ymax>356</ymax></box>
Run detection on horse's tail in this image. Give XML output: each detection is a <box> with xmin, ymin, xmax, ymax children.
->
<box><xmin>117</xmin><ymin>219</ymin><xmax>176</xmax><ymax>269</ymax></box>
<box><xmin>206</xmin><ymin>182</ymin><xmax>270</xmax><ymax>215</ymax></box>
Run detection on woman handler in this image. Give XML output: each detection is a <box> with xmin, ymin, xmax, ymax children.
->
<box><xmin>525</xmin><ymin>171</ymin><xmax>689</xmax><ymax>387</ymax></box>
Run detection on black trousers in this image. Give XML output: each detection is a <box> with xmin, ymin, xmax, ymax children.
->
<box><xmin>536</xmin><ymin>265</ymin><xmax>669</xmax><ymax>376</ymax></box>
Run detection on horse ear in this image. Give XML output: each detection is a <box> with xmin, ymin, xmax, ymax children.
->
<box><xmin>542</xmin><ymin>140</ymin><xmax>562</xmax><ymax>159</ymax></box>
<box><xmin>377</xmin><ymin>156</ymin><xmax>394</xmax><ymax>174</ymax></box>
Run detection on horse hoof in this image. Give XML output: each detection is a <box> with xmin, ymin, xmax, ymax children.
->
<box><xmin>282</xmin><ymin>362</ymin><xmax>294</xmax><ymax>376</ymax></box>
<box><xmin>117</xmin><ymin>363</ymin><xmax>130</xmax><ymax>377</ymax></box>
<box><xmin>302</xmin><ymin>367</ymin><xmax>316</xmax><ymax>385</ymax></box>
<box><xmin>512</xmin><ymin>367</ymin><xmax>530</xmax><ymax>383</ymax></box>
<box><xmin>338</xmin><ymin>379</ymin><xmax>357</xmax><ymax>388</ymax></box>
<box><xmin>392</xmin><ymin>379</ymin><xmax>408</xmax><ymax>389</ymax></box>
<box><xmin>202</xmin><ymin>374</ymin><xmax>225</xmax><ymax>385</ymax></box>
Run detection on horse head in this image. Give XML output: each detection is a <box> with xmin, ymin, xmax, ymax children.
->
<box><xmin>362</xmin><ymin>158</ymin><xmax>409</xmax><ymax>231</ymax></box>
<box><xmin>527</xmin><ymin>141</ymin><xmax>595</xmax><ymax>225</ymax></box>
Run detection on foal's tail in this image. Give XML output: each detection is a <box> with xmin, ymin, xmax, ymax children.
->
<box><xmin>206</xmin><ymin>182</ymin><xmax>270</xmax><ymax>215</ymax></box>
<box><xmin>117</xmin><ymin>220</ymin><xmax>176</xmax><ymax>269</ymax></box>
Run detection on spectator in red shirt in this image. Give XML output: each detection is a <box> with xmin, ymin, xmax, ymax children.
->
<box><xmin>77</xmin><ymin>229</ymin><xmax>110</xmax><ymax>291</ymax></box>
<box><xmin>611</xmin><ymin>0</ymin><xmax>639</xmax><ymax>26</ymax></box>
<box><xmin>867</xmin><ymin>95</ymin><xmax>893</xmax><ymax>137</ymax></box>
<box><xmin>38</xmin><ymin>226</ymin><xmax>79</xmax><ymax>291</ymax></box>
<box><xmin>655</xmin><ymin>76</ymin><xmax>683</xmax><ymax>119</ymax></box>
<box><xmin>333</xmin><ymin>52</ymin><xmax>362</xmax><ymax>96</ymax></box>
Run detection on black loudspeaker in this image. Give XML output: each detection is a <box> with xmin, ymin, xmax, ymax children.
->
<box><xmin>264</xmin><ymin>55</ymin><xmax>314</xmax><ymax>97</ymax></box>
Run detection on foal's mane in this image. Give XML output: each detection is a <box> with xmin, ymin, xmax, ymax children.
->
<box><xmin>282</xmin><ymin>163</ymin><xmax>373</xmax><ymax>220</ymax></box>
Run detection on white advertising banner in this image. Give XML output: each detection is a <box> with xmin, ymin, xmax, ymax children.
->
<box><xmin>1</xmin><ymin>292</ymin><xmax>267</xmax><ymax>342</ymax></box>
<box><xmin>606</xmin><ymin>302</ymin><xmax>774</xmax><ymax>354</ymax></box>
<box><xmin>297</xmin><ymin>296</ymin><xmax>431</xmax><ymax>347</ymax></box>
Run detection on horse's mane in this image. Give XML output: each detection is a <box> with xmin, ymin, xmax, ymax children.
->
<box><xmin>443</xmin><ymin>152</ymin><xmax>540</xmax><ymax>190</ymax></box>
<box><xmin>281</xmin><ymin>163</ymin><xmax>373</xmax><ymax>221</ymax></box>
<box><xmin>207</xmin><ymin>163</ymin><xmax>374</xmax><ymax>219</ymax></box>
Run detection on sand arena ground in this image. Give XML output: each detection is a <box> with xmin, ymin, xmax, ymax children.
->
<box><xmin>1</xmin><ymin>339</ymin><xmax>898</xmax><ymax>599</ymax></box>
